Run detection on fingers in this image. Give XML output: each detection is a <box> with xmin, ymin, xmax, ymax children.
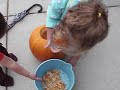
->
<box><xmin>29</xmin><ymin>73</ymin><xmax>42</xmax><ymax>81</ymax></box>
<box><xmin>35</xmin><ymin>77</ymin><xmax>42</xmax><ymax>81</ymax></box>
<box><xmin>50</xmin><ymin>45</ymin><xmax>61</xmax><ymax>53</ymax></box>
<box><xmin>44</xmin><ymin>40</ymin><xmax>51</xmax><ymax>48</ymax></box>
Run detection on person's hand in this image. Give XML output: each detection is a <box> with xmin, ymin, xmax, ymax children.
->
<box><xmin>44</xmin><ymin>28</ymin><xmax>54</xmax><ymax>48</ymax></box>
<box><xmin>28</xmin><ymin>73</ymin><xmax>42</xmax><ymax>81</ymax></box>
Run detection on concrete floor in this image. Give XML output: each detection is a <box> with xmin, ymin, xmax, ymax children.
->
<box><xmin>0</xmin><ymin>0</ymin><xmax>120</xmax><ymax>90</ymax></box>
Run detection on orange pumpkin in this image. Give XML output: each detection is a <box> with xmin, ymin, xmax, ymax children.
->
<box><xmin>29</xmin><ymin>25</ymin><xmax>65</xmax><ymax>62</ymax></box>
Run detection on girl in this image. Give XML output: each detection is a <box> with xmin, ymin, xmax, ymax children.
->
<box><xmin>0</xmin><ymin>12</ymin><xmax>41</xmax><ymax>87</ymax></box>
<box><xmin>45</xmin><ymin>0</ymin><xmax>109</xmax><ymax>66</ymax></box>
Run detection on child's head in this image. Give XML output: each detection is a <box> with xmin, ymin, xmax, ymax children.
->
<box><xmin>0</xmin><ymin>13</ymin><xmax>7</xmax><ymax>39</ymax></box>
<box><xmin>52</xmin><ymin>0</ymin><xmax>109</xmax><ymax>56</ymax></box>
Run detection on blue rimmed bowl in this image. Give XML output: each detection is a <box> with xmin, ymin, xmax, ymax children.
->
<box><xmin>34</xmin><ymin>59</ymin><xmax>75</xmax><ymax>90</ymax></box>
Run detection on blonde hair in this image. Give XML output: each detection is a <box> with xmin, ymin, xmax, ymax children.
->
<box><xmin>52</xmin><ymin>0</ymin><xmax>109</xmax><ymax>56</ymax></box>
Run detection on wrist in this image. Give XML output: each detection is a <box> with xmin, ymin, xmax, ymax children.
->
<box><xmin>28</xmin><ymin>72</ymin><xmax>36</xmax><ymax>80</ymax></box>
<box><xmin>27</xmin><ymin>72</ymin><xmax>31</xmax><ymax>78</ymax></box>
<box><xmin>23</xmin><ymin>71</ymin><xmax>31</xmax><ymax>79</ymax></box>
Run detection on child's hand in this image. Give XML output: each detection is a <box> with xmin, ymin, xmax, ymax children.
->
<box><xmin>44</xmin><ymin>28</ymin><xmax>54</xmax><ymax>48</ymax></box>
<box><xmin>29</xmin><ymin>73</ymin><xmax>42</xmax><ymax>81</ymax></box>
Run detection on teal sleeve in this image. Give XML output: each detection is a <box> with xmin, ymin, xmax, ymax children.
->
<box><xmin>46</xmin><ymin>0</ymin><xmax>68</xmax><ymax>28</ymax></box>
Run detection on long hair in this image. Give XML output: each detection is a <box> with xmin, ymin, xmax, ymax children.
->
<box><xmin>53</xmin><ymin>0</ymin><xmax>109</xmax><ymax>56</ymax></box>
